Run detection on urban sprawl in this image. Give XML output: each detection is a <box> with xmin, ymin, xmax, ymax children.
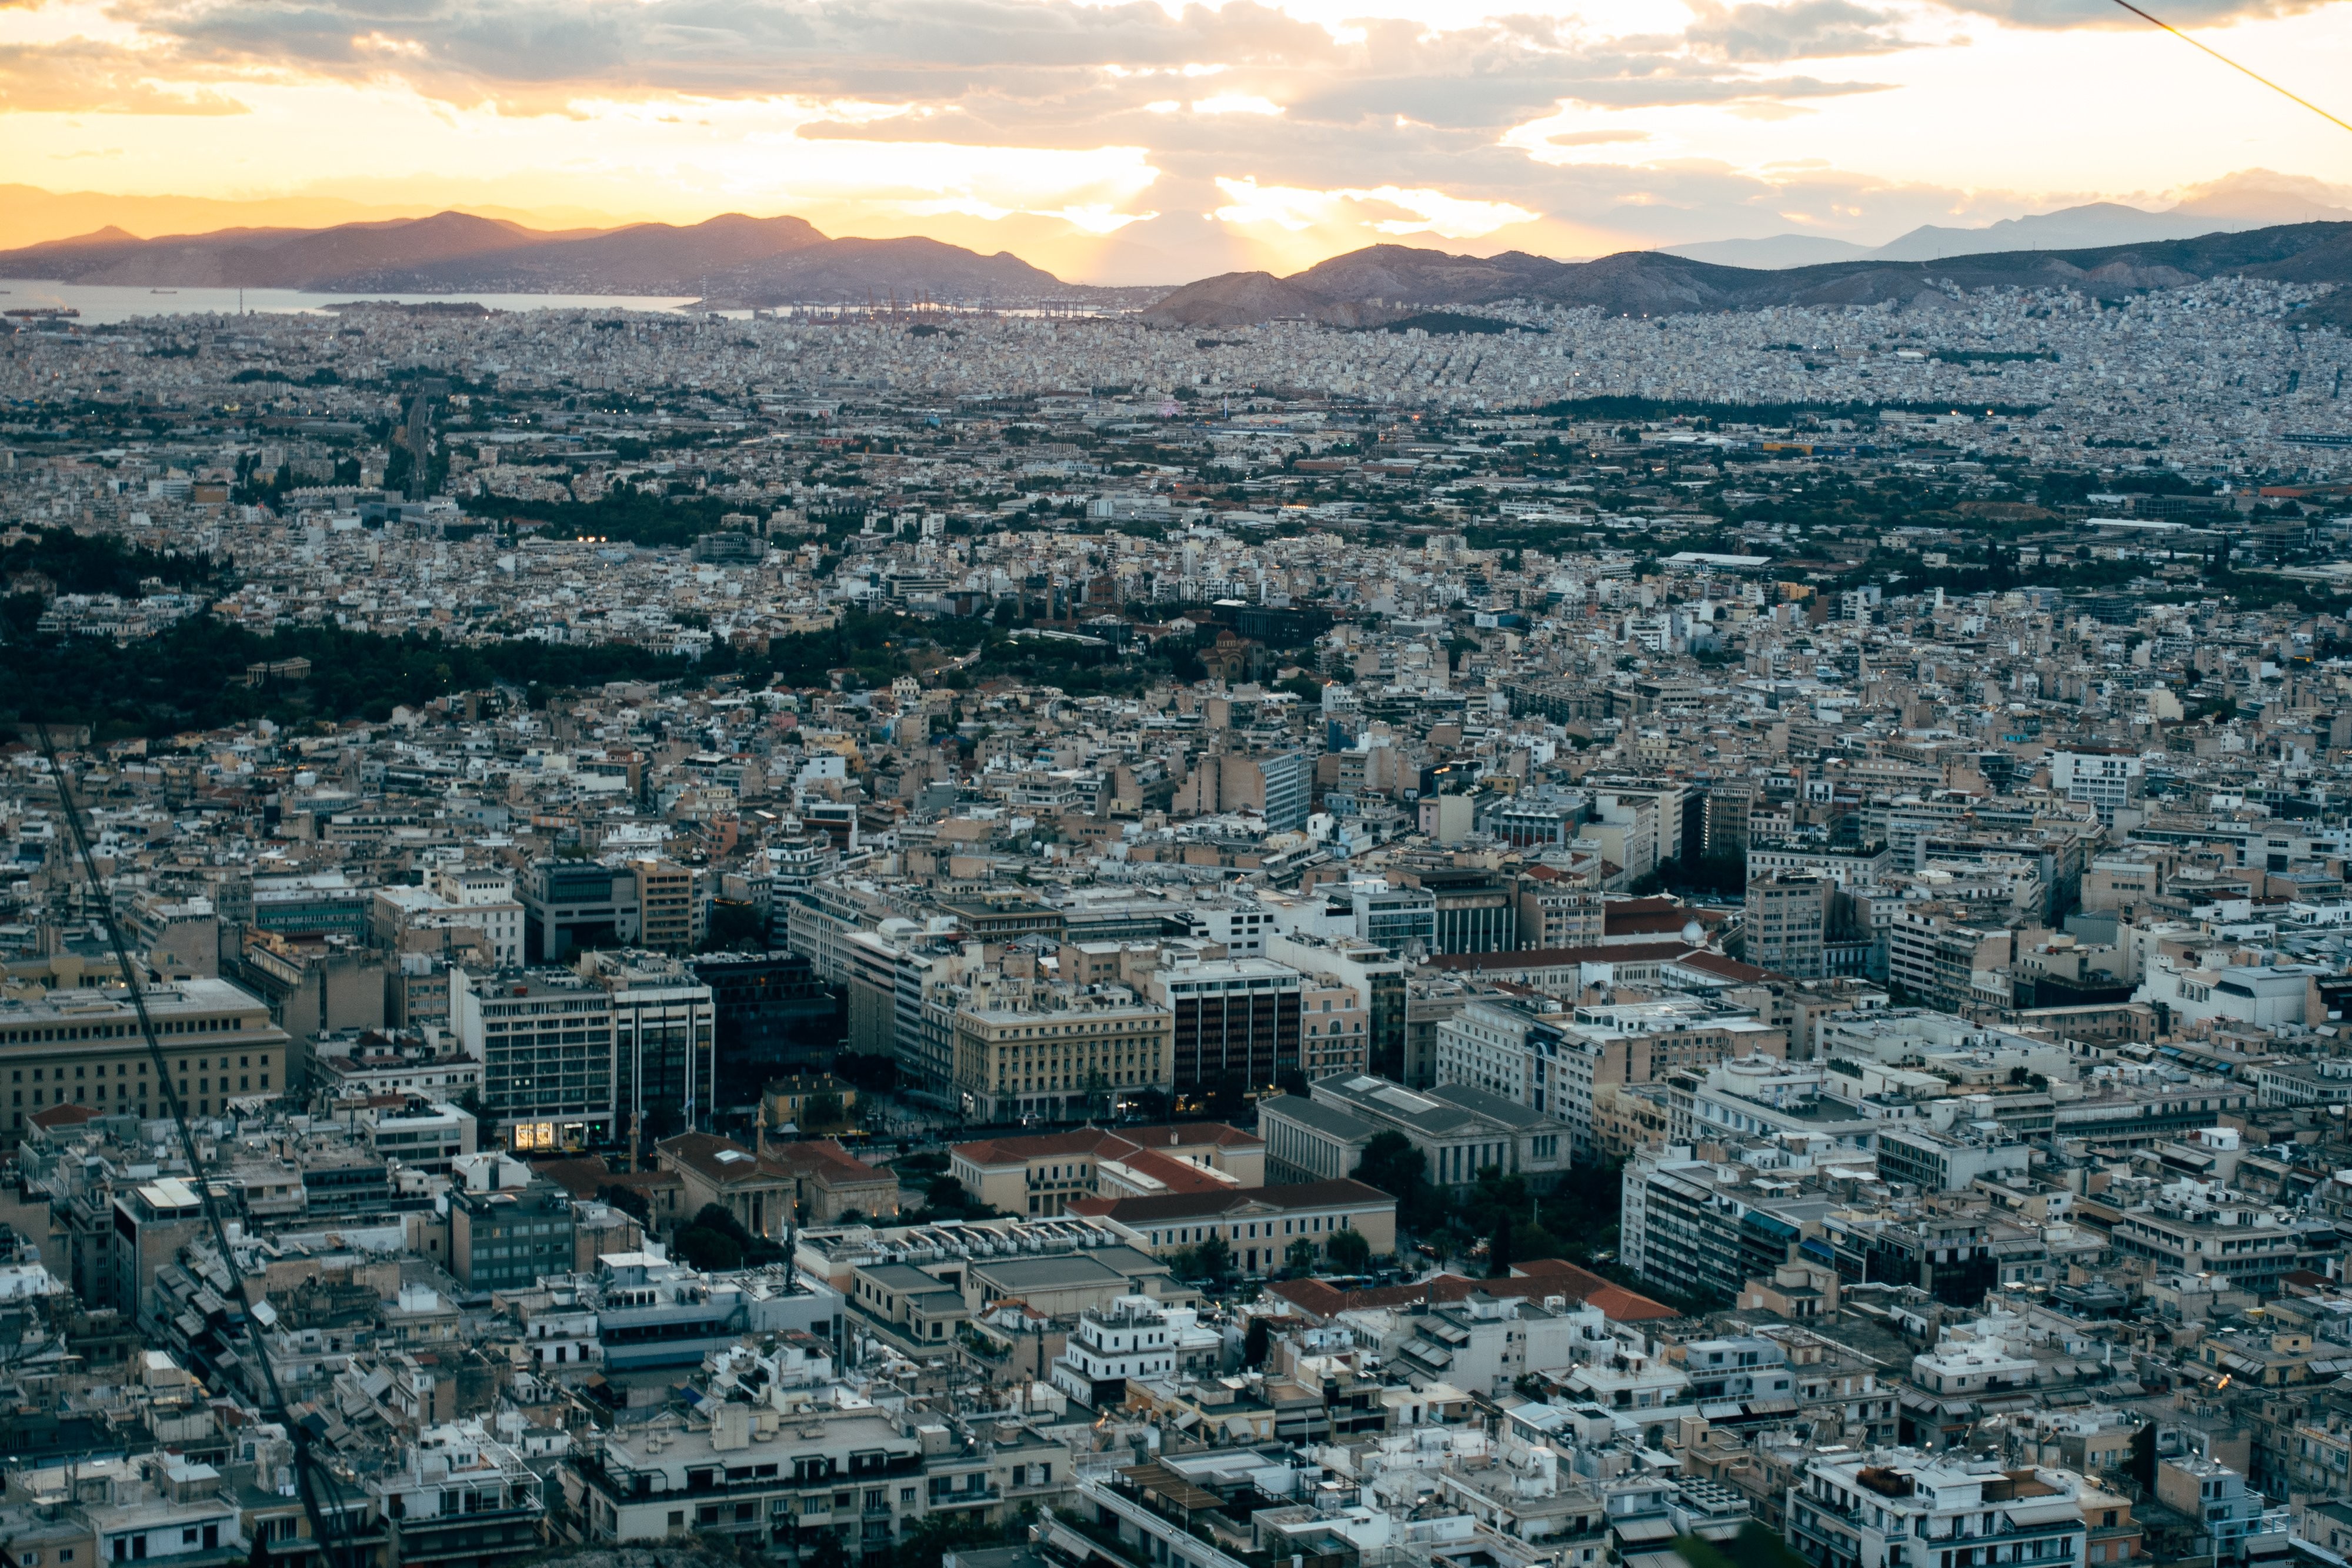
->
<box><xmin>1</xmin><ymin>279</ymin><xmax>2351</xmax><ymax>1568</ymax></box>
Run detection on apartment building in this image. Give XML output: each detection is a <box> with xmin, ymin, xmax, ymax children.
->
<box><xmin>1787</xmin><ymin>1450</ymin><xmax>2087</xmax><ymax>1568</ymax></box>
<box><xmin>572</xmin><ymin>1404</ymin><xmax>1067</xmax><ymax>1549</ymax></box>
<box><xmin>1746</xmin><ymin>872</ymin><xmax>1831</xmax><ymax>979</ymax></box>
<box><xmin>451</xmin><ymin>968</ymin><xmax>618</xmax><ymax>1151</ymax></box>
<box><xmin>632</xmin><ymin>858</ymin><xmax>702</xmax><ymax>953</ymax></box>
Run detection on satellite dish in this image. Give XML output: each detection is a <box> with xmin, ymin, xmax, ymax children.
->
<box><xmin>1682</xmin><ymin>919</ymin><xmax>1706</xmax><ymax>946</ymax></box>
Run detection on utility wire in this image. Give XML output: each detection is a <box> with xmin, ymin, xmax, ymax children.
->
<box><xmin>2107</xmin><ymin>0</ymin><xmax>2352</xmax><ymax>136</ymax></box>
<box><xmin>36</xmin><ymin>723</ymin><xmax>357</xmax><ymax>1568</ymax></box>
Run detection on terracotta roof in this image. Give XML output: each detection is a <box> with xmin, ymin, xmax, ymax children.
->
<box><xmin>1668</xmin><ymin>950</ymin><xmax>1776</xmax><ymax>984</ymax></box>
<box><xmin>1114</xmin><ymin>1122</ymin><xmax>1264</xmax><ymax>1151</ymax></box>
<box><xmin>1104</xmin><ymin>1146</ymin><xmax>1230</xmax><ymax>1194</ymax></box>
<box><xmin>951</xmin><ymin>1127</ymin><xmax>1133</xmax><ymax>1166</ymax></box>
<box><xmin>536</xmin><ymin>1155</ymin><xmax>618</xmax><ymax>1200</ymax></box>
<box><xmin>1606</xmin><ymin>897</ymin><xmax>1686</xmax><ymax>919</ymax></box>
<box><xmin>953</xmin><ymin>1122</ymin><xmax>1259</xmax><ymax>1169</ymax></box>
<box><xmin>1267</xmin><ymin>1260</ymin><xmax>1679</xmax><ymax>1324</ymax></box>
<box><xmin>765</xmin><ymin>1137</ymin><xmax>889</xmax><ymax>1183</ymax></box>
<box><xmin>28</xmin><ymin>1103</ymin><xmax>102</xmax><ymax>1130</ymax></box>
<box><xmin>659</xmin><ymin>1131</ymin><xmax>788</xmax><ymax>1185</ymax></box>
<box><xmin>1511</xmin><ymin>1257</ymin><xmax>1680</xmax><ymax>1321</ymax></box>
<box><xmin>1424</xmin><ymin>942</ymin><xmax>1698</xmax><ymax>971</ymax></box>
<box><xmin>1066</xmin><ymin>1176</ymin><xmax>1392</xmax><ymax>1225</ymax></box>
<box><xmin>592</xmin><ymin>1169</ymin><xmax>682</xmax><ymax>1197</ymax></box>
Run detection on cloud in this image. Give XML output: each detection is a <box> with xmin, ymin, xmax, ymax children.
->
<box><xmin>0</xmin><ymin>39</ymin><xmax>246</xmax><ymax>112</ymax></box>
<box><xmin>1928</xmin><ymin>0</ymin><xmax>2337</xmax><ymax>26</ymax></box>
<box><xmin>1683</xmin><ymin>0</ymin><xmax>1913</xmax><ymax>61</ymax></box>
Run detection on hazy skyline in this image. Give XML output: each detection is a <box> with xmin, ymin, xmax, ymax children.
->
<box><xmin>4</xmin><ymin>0</ymin><xmax>2351</xmax><ymax>283</ymax></box>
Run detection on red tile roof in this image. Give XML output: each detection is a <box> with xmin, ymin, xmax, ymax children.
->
<box><xmin>953</xmin><ymin>1122</ymin><xmax>1259</xmax><ymax>1169</ymax></box>
<box><xmin>536</xmin><ymin>1155</ymin><xmax>617</xmax><ymax>1200</ymax></box>
<box><xmin>1115</xmin><ymin>1122</ymin><xmax>1264</xmax><ymax>1152</ymax></box>
<box><xmin>1424</xmin><ymin>942</ymin><xmax>1698</xmax><ymax>972</ymax></box>
<box><xmin>1667</xmin><ymin>950</ymin><xmax>1776</xmax><ymax>985</ymax></box>
<box><xmin>1512</xmin><ymin>1258</ymin><xmax>1680</xmax><ymax>1321</ymax></box>
<box><xmin>952</xmin><ymin>1127</ymin><xmax>1134</xmax><ymax>1166</ymax></box>
<box><xmin>1104</xmin><ymin>1146</ymin><xmax>1231</xmax><ymax>1195</ymax></box>
<box><xmin>1267</xmin><ymin>1259</ymin><xmax>1677</xmax><ymax>1324</ymax></box>
<box><xmin>1067</xmin><ymin>1176</ymin><xmax>1392</xmax><ymax>1225</ymax></box>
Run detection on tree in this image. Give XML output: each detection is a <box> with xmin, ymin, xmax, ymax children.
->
<box><xmin>1487</xmin><ymin>1215</ymin><xmax>1514</xmax><ymax>1278</ymax></box>
<box><xmin>672</xmin><ymin>1221</ymin><xmax>743</xmax><ymax>1272</ymax></box>
<box><xmin>1285</xmin><ymin>1238</ymin><xmax>1319</xmax><ymax>1277</ymax></box>
<box><xmin>1244</xmin><ymin>1315</ymin><xmax>1270</xmax><ymax>1367</ymax></box>
<box><xmin>1354</xmin><ymin>1130</ymin><xmax>1442</xmax><ymax>1233</ymax></box>
<box><xmin>892</xmin><ymin>1512</ymin><xmax>1003</xmax><ymax>1568</ymax></box>
<box><xmin>673</xmin><ymin>1202</ymin><xmax>753</xmax><ymax>1271</ymax></box>
<box><xmin>1187</xmin><ymin>1235</ymin><xmax>1233</xmax><ymax>1281</ymax></box>
<box><xmin>802</xmin><ymin>1093</ymin><xmax>845</xmax><ymax>1129</ymax></box>
<box><xmin>595</xmin><ymin>1182</ymin><xmax>650</xmax><ymax>1222</ymax></box>
<box><xmin>800</xmin><ymin>1529</ymin><xmax>852</xmax><ymax>1568</ymax></box>
<box><xmin>1327</xmin><ymin>1227</ymin><xmax>1372</xmax><ymax>1272</ymax></box>
<box><xmin>702</xmin><ymin>899</ymin><xmax>766</xmax><ymax>951</ymax></box>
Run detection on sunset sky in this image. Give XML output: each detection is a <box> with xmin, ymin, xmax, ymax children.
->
<box><xmin>4</xmin><ymin>0</ymin><xmax>2351</xmax><ymax>282</ymax></box>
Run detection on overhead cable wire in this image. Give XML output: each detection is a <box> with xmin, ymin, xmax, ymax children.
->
<box><xmin>36</xmin><ymin>722</ymin><xmax>357</xmax><ymax>1568</ymax></box>
<box><xmin>2107</xmin><ymin>0</ymin><xmax>2352</xmax><ymax>136</ymax></box>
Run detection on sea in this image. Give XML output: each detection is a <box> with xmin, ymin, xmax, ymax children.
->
<box><xmin>0</xmin><ymin>278</ymin><xmax>740</xmax><ymax>326</ymax></box>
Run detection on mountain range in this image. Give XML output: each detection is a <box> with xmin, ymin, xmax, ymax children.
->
<box><xmin>0</xmin><ymin>210</ymin><xmax>1087</xmax><ymax>305</ymax></box>
<box><xmin>1138</xmin><ymin>222</ymin><xmax>2352</xmax><ymax>328</ymax></box>
<box><xmin>10</xmin><ymin>205</ymin><xmax>2352</xmax><ymax>325</ymax></box>
<box><xmin>1664</xmin><ymin>179</ymin><xmax>2352</xmax><ymax>270</ymax></box>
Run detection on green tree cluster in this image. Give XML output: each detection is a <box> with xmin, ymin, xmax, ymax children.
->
<box><xmin>670</xmin><ymin>1203</ymin><xmax>788</xmax><ymax>1273</ymax></box>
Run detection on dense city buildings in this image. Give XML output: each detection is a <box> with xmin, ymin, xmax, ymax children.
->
<box><xmin>1</xmin><ymin>261</ymin><xmax>2351</xmax><ymax>1568</ymax></box>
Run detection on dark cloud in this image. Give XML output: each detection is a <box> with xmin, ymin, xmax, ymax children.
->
<box><xmin>7</xmin><ymin>0</ymin><xmax>2191</xmax><ymax>256</ymax></box>
<box><xmin>108</xmin><ymin>0</ymin><xmax>1342</xmax><ymax>95</ymax></box>
<box><xmin>95</xmin><ymin>0</ymin><xmax>1909</xmax><ymax>116</ymax></box>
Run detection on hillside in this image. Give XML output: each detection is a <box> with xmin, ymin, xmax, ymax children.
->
<box><xmin>1138</xmin><ymin>221</ymin><xmax>2352</xmax><ymax>326</ymax></box>
<box><xmin>0</xmin><ymin>210</ymin><xmax>1082</xmax><ymax>302</ymax></box>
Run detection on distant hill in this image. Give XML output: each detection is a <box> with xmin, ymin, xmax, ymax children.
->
<box><xmin>1667</xmin><ymin>184</ymin><xmax>2352</xmax><ymax>271</ymax></box>
<box><xmin>1139</xmin><ymin>222</ymin><xmax>2352</xmax><ymax>326</ymax></box>
<box><xmin>702</xmin><ymin>235</ymin><xmax>1069</xmax><ymax>308</ymax></box>
<box><xmin>1663</xmin><ymin>234</ymin><xmax>1873</xmax><ymax>269</ymax></box>
<box><xmin>336</xmin><ymin>214</ymin><xmax>828</xmax><ymax>293</ymax></box>
<box><xmin>0</xmin><ymin>209</ymin><xmax>1085</xmax><ymax>302</ymax></box>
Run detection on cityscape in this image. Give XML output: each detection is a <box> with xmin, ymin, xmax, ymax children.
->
<box><xmin>5</xmin><ymin>190</ymin><xmax>2352</xmax><ymax>1568</ymax></box>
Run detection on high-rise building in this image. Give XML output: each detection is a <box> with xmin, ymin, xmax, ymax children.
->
<box><xmin>520</xmin><ymin>860</ymin><xmax>639</xmax><ymax>963</ymax></box>
<box><xmin>1745</xmin><ymin>872</ymin><xmax>1832</xmax><ymax>979</ymax></box>
<box><xmin>452</xmin><ymin>967</ymin><xmax>618</xmax><ymax>1152</ymax></box>
<box><xmin>581</xmin><ymin>950</ymin><xmax>718</xmax><ymax>1140</ymax></box>
<box><xmin>689</xmin><ymin>949</ymin><xmax>846</xmax><ymax>1105</ymax></box>
<box><xmin>632</xmin><ymin>858</ymin><xmax>700</xmax><ymax>953</ymax></box>
<box><xmin>1146</xmin><ymin>956</ymin><xmax>1303</xmax><ymax>1115</ymax></box>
